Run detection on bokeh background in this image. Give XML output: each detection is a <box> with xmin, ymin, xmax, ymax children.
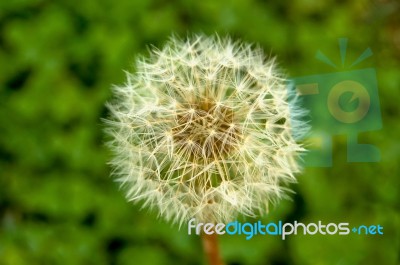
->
<box><xmin>1</xmin><ymin>0</ymin><xmax>399</xmax><ymax>264</ymax></box>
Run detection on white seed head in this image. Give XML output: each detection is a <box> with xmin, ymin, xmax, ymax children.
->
<box><xmin>105</xmin><ymin>35</ymin><xmax>308</xmax><ymax>226</ymax></box>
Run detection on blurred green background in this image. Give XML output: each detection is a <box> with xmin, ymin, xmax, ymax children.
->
<box><xmin>0</xmin><ymin>0</ymin><xmax>399</xmax><ymax>264</ymax></box>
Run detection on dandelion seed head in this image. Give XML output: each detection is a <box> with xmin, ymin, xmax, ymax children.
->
<box><xmin>105</xmin><ymin>35</ymin><xmax>308</xmax><ymax>225</ymax></box>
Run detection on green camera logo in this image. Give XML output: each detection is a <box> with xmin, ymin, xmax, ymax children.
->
<box><xmin>292</xmin><ymin>38</ymin><xmax>382</xmax><ymax>167</ymax></box>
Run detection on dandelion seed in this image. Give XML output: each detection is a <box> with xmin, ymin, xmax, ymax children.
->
<box><xmin>105</xmin><ymin>35</ymin><xmax>308</xmax><ymax>226</ymax></box>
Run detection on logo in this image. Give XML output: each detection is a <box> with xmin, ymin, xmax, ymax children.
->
<box><xmin>188</xmin><ymin>219</ymin><xmax>384</xmax><ymax>240</ymax></box>
<box><xmin>291</xmin><ymin>38</ymin><xmax>382</xmax><ymax>167</ymax></box>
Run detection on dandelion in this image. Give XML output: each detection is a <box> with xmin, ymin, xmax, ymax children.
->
<box><xmin>105</xmin><ymin>35</ymin><xmax>307</xmax><ymax>264</ymax></box>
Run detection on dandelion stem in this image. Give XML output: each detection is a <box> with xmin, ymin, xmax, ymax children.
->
<box><xmin>201</xmin><ymin>232</ymin><xmax>224</xmax><ymax>265</ymax></box>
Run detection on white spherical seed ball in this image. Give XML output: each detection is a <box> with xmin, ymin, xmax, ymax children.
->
<box><xmin>105</xmin><ymin>35</ymin><xmax>308</xmax><ymax>226</ymax></box>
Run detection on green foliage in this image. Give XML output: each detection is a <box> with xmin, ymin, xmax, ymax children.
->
<box><xmin>0</xmin><ymin>0</ymin><xmax>399</xmax><ymax>264</ymax></box>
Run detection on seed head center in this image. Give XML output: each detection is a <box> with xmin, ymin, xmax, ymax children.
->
<box><xmin>173</xmin><ymin>100</ymin><xmax>239</xmax><ymax>159</ymax></box>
